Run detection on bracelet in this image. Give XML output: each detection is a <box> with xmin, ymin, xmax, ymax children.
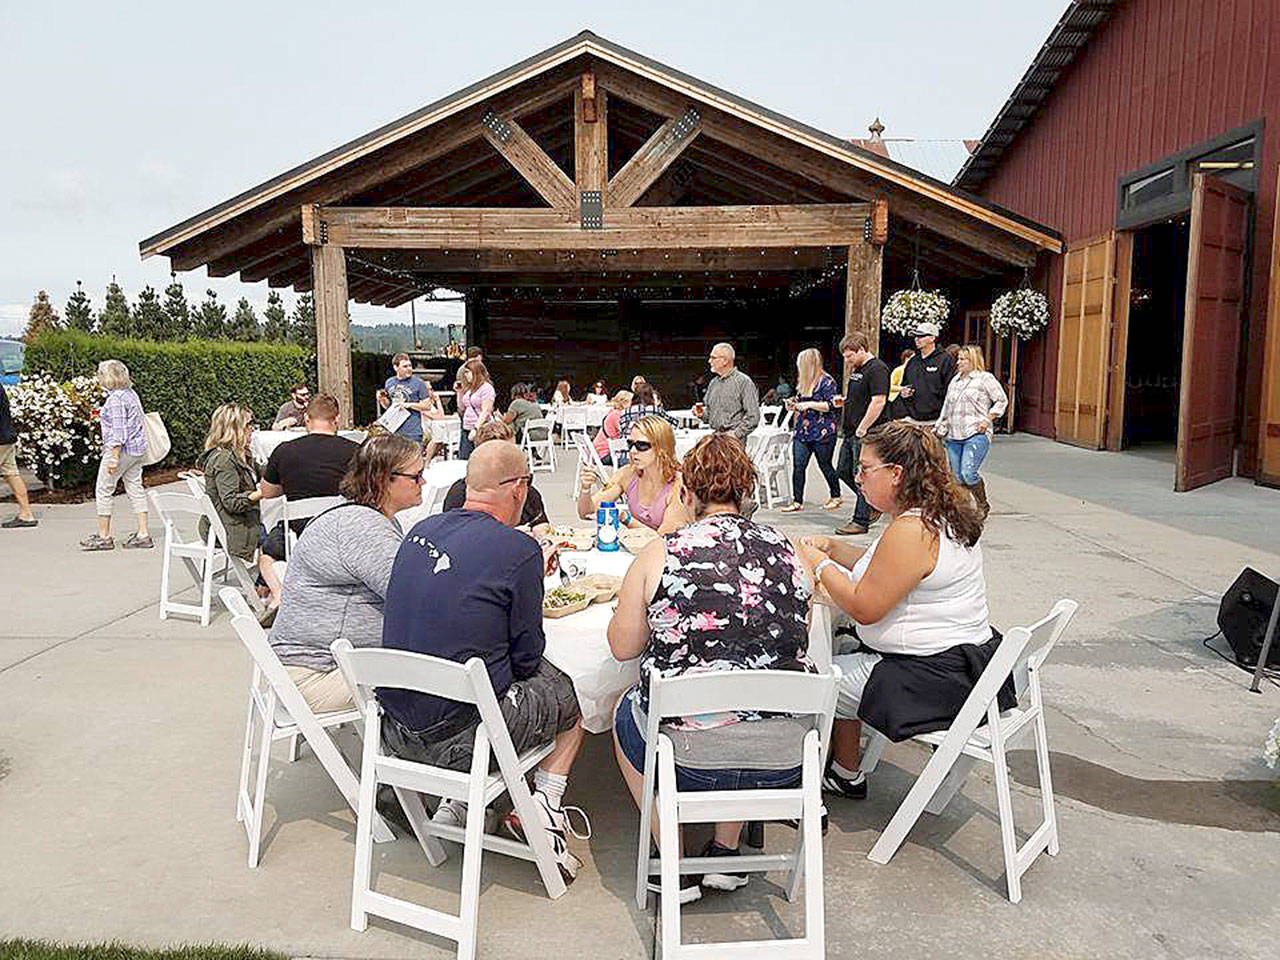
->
<box><xmin>814</xmin><ymin>558</ymin><xmax>837</xmax><ymax>580</ymax></box>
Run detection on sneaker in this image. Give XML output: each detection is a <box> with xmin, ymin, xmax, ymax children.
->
<box><xmin>80</xmin><ymin>534</ymin><xmax>115</xmax><ymax>551</ymax></box>
<box><xmin>821</xmin><ymin>763</ymin><xmax>868</xmax><ymax>800</ymax></box>
<box><xmin>647</xmin><ymin>875</ymin><xmax>703</xmax><ymax>904</ymax></box>
<box><xmin>2</xmin><ymin>516</ymin><xmax>37</xmax><ymax>528</ymax></box>
<box><xmin>782</xmin><ymin>804</ymin><xmax>831</xmax><ymax>834</ymax></box>
<box><xmin>432</xmin><ymin>798</ymin><xmax>468</xmax><ymax>829</ymax></box>
<box><xmin>121</xmin><ymin>532</ymin><xmax>154</xmax><ymax>549</ymax></box>
<box><xmin>502</xmin><ymin>789</ymin><xmax>590</xmax><ymax>883</ymax></box>
<box><xmin>697</xmin><ymin>839</ymin><xmax>748</xmax><ymax>892</ymax></box>
<box><xmin>834</xmin><ymin>519</ymin><xmax>868</xmax><ymax>536</ymax></box>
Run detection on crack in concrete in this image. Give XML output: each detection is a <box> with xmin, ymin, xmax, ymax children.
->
<box><xmin>0</xmin><ymin>597</ymin><xmax>161</xmax><ymax>675</ymax></box>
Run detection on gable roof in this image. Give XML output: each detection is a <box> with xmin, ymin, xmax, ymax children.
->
<box><xmin>141</xmin><ymin>30</ymin><xmax>1061</xmax><ymax>265</ymax></box>
<box><xmin>953</xmin><ymin>1</ymin><xmax>1120</xmax><ymax>193</ymax></box>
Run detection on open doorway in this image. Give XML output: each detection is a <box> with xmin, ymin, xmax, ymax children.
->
<box><xmin>1122</xmin><ymin>216</ymin><xmax>1190</xmax><ymax>452</ymax></box>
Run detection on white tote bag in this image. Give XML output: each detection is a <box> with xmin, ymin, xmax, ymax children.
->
<box><xmin>141</xmin><ymin>411</ymin><xmax>171</xmax><ymax>466</ymax></box>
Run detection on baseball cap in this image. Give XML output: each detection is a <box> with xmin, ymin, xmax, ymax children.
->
<box><xmin>912</xmin><ymin>322</ymin><xmax>941</xmax><ymax>338</ymax></box>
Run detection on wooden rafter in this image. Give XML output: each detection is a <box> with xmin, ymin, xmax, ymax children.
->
<box><xmin>607</xmin><ymin>108</ymin><xmax>702</xmax><ymax>207</ymax></box>
<box><xmin>574</xmin><ymin>75</ymin><xmax>608</xmax><ymax>195</ymax></box>
<box><xmin>480</xmin><ymin>110</ymin><xmax>576</xmax><ymax>208</ymax></box>
<box><xmin>302</xmin><ymin>203</ymin><xmax>869</xmax><ymax>250</ymax></box>
<box><xmin>353</xmin><ymin>247</ymin><xmax>836</xmax><ymax>273</ymax></box>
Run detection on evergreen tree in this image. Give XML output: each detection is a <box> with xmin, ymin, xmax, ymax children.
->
<box><xmin>64</xmin><ymin>281</ymin><xmax>94</xmax><ymax>333</ymax></box>
<box><xmin>97</xmin><ymin>278</ymin><xmax>132</xmax><ymax>338</ymax></box>
<box><xmin>23</xmin><ymin>290</ymin><xmax>61</xmax><ymax>342</ymax></box>
<box><xmin>228</xmin><ymin>297</ymin><xmax>261</xmax><ymax>341</ymax></box>
<box><xmin>132</xmin><ymin>285</ymin><xmax>166</xmax><ymax>340</ymax></box>
<box><xmin>261</xmin><ymin>290</ymin><xmax>288</xmax><ymax>342</ymax></box>
<box><xmin>162</xmin><ymin>275</ymin><xmax>192</xmax><ymax>340</ymax></box>
<box><xmin>289</xmin><ymin>293</ymin><xmax>316</xmax><ymax>354</ymax></box>
<box><xmin>195</xmin><ymin>289</ymin><xmax>228</xmax><ymax>340</ymax></box>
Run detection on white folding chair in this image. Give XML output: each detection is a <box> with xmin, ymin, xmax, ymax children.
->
<box><xmin>281</xmin><ymin>494</ymin><xmax>344</xmax><ymax>560</ymax></box>
<box><xmin>634</xmin><ymin>666</ymin><xmax>840</xmax><ymax>960</ymax></box>
<box><xmin>420</xmin><ymin>460</ymin><xmax>468</xmax><ymax>517</ymax></box>
<box><xmin>220</xmin><ymin>588</ymin><xmax>392</xmax><ymax>867</ymax></box>
<box><xmin>755</xmin><ymin>432</ymin><xmax>793</xmax><ymax>509</ymax></box>
<box><xmin>442</xmin><ymin>418</ymin><xmax>462</xmax><ymax>459</ymax></box>
<box><xmin>859</xmin><ymin>599</ymin><xmax>1078</xmax><ymax>903</ymax></box>
<box><xmin>522</xmin><ymin>417</ymin><xmax>556</xmax><ymax>473</ymax></box>
<box><xmin>150</xmin><ymin>489</ymin><xmax>222</xmax><ymax>626</ymax></box>
<box><xmin>194</xmin><ymin>493</ymin><xmax>267</xmax><ymax>616</ymax></box>
<box><xmin>760</xmin><ymin>405</ymin><xmax>782</xmax><ymax>427</ymax></box>
<box><xmin>177</xmin><ymin>470</ymin><xmax>205</xmax><ymax>497</ymax></box>
<box><xmin>331</xmin><ymin>640</ymin><xmax>570</xmax><ymax>959</ymax></box>
<box><xmin>607</xmin><ymin>437</ymin><xmax>629</xmax><ymax>470</ymax></box>
<box><xmin>560</xmin><ymin>406</ymin><xmax>589</xmax><ymax>449</ymax></box>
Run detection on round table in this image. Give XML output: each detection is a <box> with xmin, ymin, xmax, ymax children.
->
<box><xmin>541</xmin><ymin>548</ymin><xmax>638</xmax><ymax>733</ymax></box>
<box><xmin>674</xmin><ymin>428</ymin><xmax>713</xmax><ymax>459</ymax></box>
<box><xmin>250</xmin><ymin>428</ymin><xmax>367</xmax><ymax>466</ymax></box>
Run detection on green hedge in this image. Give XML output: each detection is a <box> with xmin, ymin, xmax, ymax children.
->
<box><xmin>26</xmin><ymin>330</ymin><xmax>306</xmax><ymax>467</ymax></box>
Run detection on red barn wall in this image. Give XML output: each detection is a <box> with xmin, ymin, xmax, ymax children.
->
<box><xmin>974</xmin><ymin>0</ymin><xmax>1279</xmax><ymax>470</ymax></box>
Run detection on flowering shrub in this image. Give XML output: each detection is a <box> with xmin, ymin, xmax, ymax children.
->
<box><xmin>1266</xmin><ymin>718</ymin><xmax>1280</xmax><ymax>771</ymax></box>
<box><xmin>989</xmin><ymin>288</ymin><xmax>1050</xmax><ymax>340</ymax></box>
<box><xmin>7</xmin><ymin>374</ymin><xmax>104</xmax><ymax>486</ymax></box>
<box><xmin>881</xmin><ymin>289</ymin><xmax>950</xmax><ymax>336</ymax></box>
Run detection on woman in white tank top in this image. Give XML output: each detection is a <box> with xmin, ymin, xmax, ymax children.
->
<box><xmin>795</xmin><ymin>420</ymin><xmax>995</xmax><ymax>799</ymax></box>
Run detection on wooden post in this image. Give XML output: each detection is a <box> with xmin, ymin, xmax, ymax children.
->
<box><xmin>844</xmin><ymin>239</ymin><xmax>884</xmax><ymax>385</ymax></box>
<box><xmin>1007</xmin><ymin>337</ymin><xmax>1019</xmax><ymax>435</ymax></box>
<box><xmin>310</xmin><ymin>243</ymin><xmax>354</xmax><ymax>427</ymax></box>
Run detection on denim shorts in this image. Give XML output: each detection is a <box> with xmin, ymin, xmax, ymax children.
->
<box><xmin>613</xmin><ymin>691</ymin><xmax>801</xmax><ymax>792</ymax></box>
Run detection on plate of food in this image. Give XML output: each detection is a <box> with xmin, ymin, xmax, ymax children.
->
<box><xmin>543</xmin><ymin>585</ymin><xmax>591</xmax><ymax>618</ymax></box>
<box><xmin>576</xmin><ymin>573</ymin><xmax>623</xmax><ymax>603</ymax></box>
<box><xmin>619</xmin><ymin>526</ymin><xmax>659</xmax><ymax>554</ymax></box>
<box><xmin>547</xmin><ymin>525</ymin><xmax>596</xmax><ymax>552</ymax></box>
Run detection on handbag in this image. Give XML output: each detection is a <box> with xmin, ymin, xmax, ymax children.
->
<box><xmin>141</xmin><ymin>411</ymin><xmax>171</xmax><ymax>466</ymax></box>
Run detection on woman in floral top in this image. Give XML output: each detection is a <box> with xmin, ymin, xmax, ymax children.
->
<box><xmin>608</xmin><ymin>433</ymin><xmax>815</xmax><ymax>899</ymax></box>
<box><xmin>781</xmin><ymin>347</ymin><xmax>842</xmax><ymax>513</ymax></box>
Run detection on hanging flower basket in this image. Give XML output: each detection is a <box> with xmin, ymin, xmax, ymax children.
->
<box><xmin>989</xmin><ymin>288</ymin><xmax>1050</xmax><ymax>340</ymax></box>
<box><xmin>880</xmin><ymin>289</ymin><xmax>950</xmax><ymax>336</ymax></box>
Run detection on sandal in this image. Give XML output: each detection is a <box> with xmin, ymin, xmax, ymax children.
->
<box><xmin>779</xmin><ymin>502</ymin><xmax>804</xmax><ymax>513</ymax></box>
<box><xmin>822</xmin><ymin>497</ymin><xmax>843</xmax><ymax>511</ymax></box>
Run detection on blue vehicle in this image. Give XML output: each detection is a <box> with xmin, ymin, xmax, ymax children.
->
<box><xmin>0</xmin><ymin>339</ymin><xmax>23</xmax><ymax>385</ymax></box>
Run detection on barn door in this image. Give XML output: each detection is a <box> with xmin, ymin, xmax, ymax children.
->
<box><xmin>1175</xmin><ymin>173</ymin><xmax>1252</xmax><ymax>491</ymax></box>
<box><xmin>1258</xmin><ymin>163</ymin><xmax>1280</xmax><ymax>486</ymax></box>
<box><xmin>1055</xmin><ymin>233</ymin><xmax>1117</xmax><ymax>448</ymax></box>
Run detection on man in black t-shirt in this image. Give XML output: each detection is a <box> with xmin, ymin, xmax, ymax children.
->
<box><xmin>442</xmin><ymin>419</ymin><xmax>550</xmax><ymax>533</ymax></box>
<box><xmin>898</xmin><ymin>322</ymin><xmax>956</xmax><ymax>423</ymax></box>
<box><xmin>258</xmin><ymin>394</ymin><xmax>359</xmax><ymax>559</ymax></box>
<box><xmin>835</xmin><ymin>333</ymin><xmax>890</xmax><ymax>536</ymax></box>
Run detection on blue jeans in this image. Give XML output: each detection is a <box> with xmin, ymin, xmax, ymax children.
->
<box><xmin>613</xmin><ymin>691</ymin><xmax>801</xmax><ymax>792</ymax></box>
<box><xmin>836</xmin><ymin>437</ymin><xmax>873</xmax><ymax>524</ymax></box>
<box><xmin>458</xmin><ymin>430</ymin><xmax>476</xmax><ymax>460</ymax></box>
<box><xmin>945</xmin><ymin>434</ymin><xmax>990</xmax><ymax>486</ymax></box>
<box><xmin>791</xmin><ymin>436</ymin><xmax>840</xmax><ymax>503</ymax></box>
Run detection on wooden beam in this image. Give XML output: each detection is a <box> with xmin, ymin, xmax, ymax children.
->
<box><xmin>355</xmin><ymin>246</ymin><xmax>836</xmax><ymax>274</ymax></box>
<box><xmin>481</xmin><ymin>111</ymin><xmax>576</xmax><ymax>208</ymax></box>
<box><xmin>309</xmin><ymin>203</ymin><xmax>869</xmax><ymax>250</ymax></box>
<box><xmin>608</xmin><ymin>109</ymin><xmax>702</xmax><ymax>207</ymax></box>
<box><xmin>844</xmin><ymin>241</ymin><xmax>884</xmax><ymax>381</ymax></box>
<box><xmin>574</xmin><ymin>80</ymin><xmax>608</xmax><ymax>195</ymax></box>
<box><xmin>310</xmin><ymin>245</ymin><xmax>353</xmax><ymax>427</ymax></box>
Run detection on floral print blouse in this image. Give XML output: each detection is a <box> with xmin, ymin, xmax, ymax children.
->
<box><xmin>793</xmin><ymin>372</ymin><xmax>839</xmax><ymax>443</ymax></box>
<box><xmin>641</xmin><ymin>513</ymin><xmax>814</xmax><ymax>731</ymax></box>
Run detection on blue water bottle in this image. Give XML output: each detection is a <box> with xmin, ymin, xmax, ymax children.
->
<box><xmin>596</xmin><ymin>501</ymin><xmax>620</xmax><ymax>552</ymax></box>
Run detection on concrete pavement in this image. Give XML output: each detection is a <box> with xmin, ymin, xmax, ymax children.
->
<box><xmin>1</xmin><ymin>434</ymin><xmax>1277</xmax><ymax>959</ymax></box>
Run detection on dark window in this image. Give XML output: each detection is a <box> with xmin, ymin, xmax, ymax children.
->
<box><xmin>1122</xmin><ymin>167</ymin><xmax>1175</xmax><ymax>210</ymax></box>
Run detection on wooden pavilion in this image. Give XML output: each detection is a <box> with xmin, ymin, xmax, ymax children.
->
<box><xmin>140</xmin><ymin>31</ymin><xmax>1062</xmax><ymax>423</ymax></box>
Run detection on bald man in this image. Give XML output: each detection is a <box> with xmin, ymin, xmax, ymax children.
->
<box><xmin>379</xmin><ymin>441</ymin><xmax>587</xmax><ymax>882</ymax></box>
<box><xmin>699</xmin><ymin>341</ymin><xmax>759</xmax><ymax>442</ymax></box>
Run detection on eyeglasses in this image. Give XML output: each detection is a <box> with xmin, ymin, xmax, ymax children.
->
<box><xmin>392</xmin><ymin>470</ymin><xmax>425</xmax><ymax>484</ymax></box>
<box><xmin>499</xmin><ymin>473</ymin><xmax>533</xmax><ymax>487</ymax></box>
<box><xmin>628</xmin><ymin>439</ymin><xmax>653</xmax><ymax>452</ymax></box>
<box><xmin>855</xmin><ymin>462</ymin><xmax>896</xmax><ymax>478</ymax></box>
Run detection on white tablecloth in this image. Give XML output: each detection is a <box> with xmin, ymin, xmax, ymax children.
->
<box><xmin>542</xmin><ymin>549</ymin><xmax>637</xmax><ymax>733</ymax></box>
<box><xmin>394</xmin><ymin>459</ymin><xmax>469</xmax><ymax>530</ymax></box>
<box><xmin>666</xmin><ymin>409</ymin><xmax>702</xmax><ymax>429</ymax></box>
<box><xmin>674</xmin><ymin>429</ymin><xmax>713</xmax><ymax>459</ymax></box>
<box><xmin>429</xmin><ymin>415</ymin><xmax>461</xmax><ymax>443</ymax></box>
<box><xmin>250</xmin><ymin>429</ymin><xmax>367</xmax><ymax>466</ymax></box>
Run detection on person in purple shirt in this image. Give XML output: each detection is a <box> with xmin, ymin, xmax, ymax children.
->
<box><xmin>380</xmin><ymin>440</ymin><xmax>588</xmax><ymax>883</ymax></box>
<box><xmin>81</xmin><ymin>359</ymin><xmax>152</xmax><ymax>551</ymax></box>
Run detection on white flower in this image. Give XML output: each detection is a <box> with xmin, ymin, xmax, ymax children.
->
<box><xmin>990</xmin><ymin>288</ymin><xmax>1050</xmax><ymax>340</ymax></box>
<box><xmin>1265</xmin><ymin>718</ymin><xmax>1280</xmax><ymax>770</ymax></box>
<box><xmin>881</xmin><ymin>289</ymin><xmax>950</xmax><ymax>336</ymax></box>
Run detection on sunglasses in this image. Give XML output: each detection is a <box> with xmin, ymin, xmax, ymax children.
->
<box><xmin>627</xmin><ymin>439</ymin><xmax>653</xmax><ymax>452</ymax></box>
<box><xmin>499</xmin><ymin>473</ymin><xmax>533</xmax><ymax>486</ymax></box>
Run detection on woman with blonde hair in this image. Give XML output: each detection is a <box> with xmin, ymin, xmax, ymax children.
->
<box><xmin>592</xmin><ymin>389</ymin><xmax>632</xmax><ymax>460</ymax></box>
<box><xmin>81</xmin><ymin>359</ymin><xmax>151</xmax><ymax>551</ymax></box>
<box><xmin>194</xmin><ymin>404</ymin><xmax>281</xmax><ymax>609</ymax></box>
<box><xmin>935</xmin><ymin>345</ymin><xmax>1007</xmax><ymax>518</ymax></box>
<box><xmin>781</xmin><ymin>347</ymin><xmax>841</xmax><ymax>513</ymax></box>
<box><xmin>456</xmin><ymin>358</ymin><xmax>496</xmax><ymax>460</ymax></box>
<box><xmin>578</xmin><ymin>414</ymin><xmax>690</xmax><ymax>533</ymax></box>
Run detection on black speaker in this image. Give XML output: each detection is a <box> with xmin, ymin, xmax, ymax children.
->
<box><xmin>1218</xmin><ymin>568</ymin><xmax>1280</xmax><ymax>667</ymax></box>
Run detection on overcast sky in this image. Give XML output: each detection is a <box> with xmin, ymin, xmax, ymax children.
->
<box><xmin>0</xmin><ymin>0</ymin><xmax>1067</xmax><ymax>337</ymax></box>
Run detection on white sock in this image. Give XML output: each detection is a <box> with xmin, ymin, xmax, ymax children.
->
<box><xmin>831</xmin><ymin>760</ymin><xmax>863</xmax><ymax>781</ymax></box>
<box><xmin>534</xmin><ymin>770</ymin><xmax>568</xmax><ymax>808</ymax></box>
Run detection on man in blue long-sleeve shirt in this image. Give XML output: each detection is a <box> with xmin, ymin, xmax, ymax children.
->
<box><xmin>380</xmin><ymin>440</ymin><xmax>587</xmax><ymax>882</ymax></box>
